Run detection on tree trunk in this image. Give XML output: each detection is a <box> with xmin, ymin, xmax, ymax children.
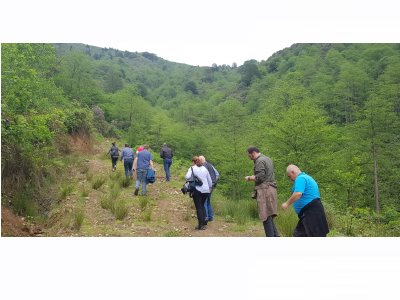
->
<box><xmin>372</xmin><ymin>143</ymin><xmax>380</xmax><ymax>213</ymax></box>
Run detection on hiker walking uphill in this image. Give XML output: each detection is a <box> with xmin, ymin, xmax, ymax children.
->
<box><xmin>107</xmin><ymin>142</ymin><xmax>120</xmax><ymax>171</ymax></box>
<box><xmin>245</xmin><ymin>146</ymin><xmax>280</xmax><ymax>237</ymax></box>
<box><xmin>199</xmin><ymin>155</ymin><xmax>219</xmax><ymax>223</ymax></box>
<box><xmin>282</xmin><ymin>165</ymin><xmax>329</xmax><ymax>237</ymax></box>
<box><xmin>133</xmin><ymin>144</ymin><xmax>154</xmax><ymax>196</ymax></box>
<box><xmin>185</xmin><ymin>156</ymin><xmax>212</xmax><ymax>230</ymax></box>
<box><xmin>120</xmin><ymin>143</ymin><xmax>135</xmax><ymax>178</ymax></box>
<box><xmin>160</xmin><ymin>143</ymin><xmax>173</xmax><ymax>181</ymax></box>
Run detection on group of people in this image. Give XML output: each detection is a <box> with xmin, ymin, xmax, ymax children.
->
<box><xmin>245</xmin><ymin>146</ymin><xmax>329</xmax><ymax>237</ymax></box>
<box><xmin>109</xmin><ymin>142</ymin><xmax>329</xmax><ymax>237</ymax></box>
<box><xmin>107</xmin><ymin>142</ymin><xmax>161</xmax><ymax>196</ymax></box>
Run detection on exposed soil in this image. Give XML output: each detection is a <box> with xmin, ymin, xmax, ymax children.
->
<box><xmin>2</xmin><ymin>139</ymin><xmax>265</xmax><ymax>237</ymax></box>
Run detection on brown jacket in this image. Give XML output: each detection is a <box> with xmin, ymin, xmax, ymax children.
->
<box><xmin>254</xmin><ymin>182</ymin><xmax>278</xmax><ymax>221</ymax></box>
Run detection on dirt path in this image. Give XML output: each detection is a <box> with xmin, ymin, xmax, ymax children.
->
<box><xmin>41</xmin><ymin>141</ymin><xmax>265</xmax><ymax>237</ymax></box>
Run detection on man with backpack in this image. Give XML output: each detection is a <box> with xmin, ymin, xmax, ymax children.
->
<box><xmin>160</xmin><ymin>143</ymin><xmax>173</xmax><ymax>181</ymax></box>
<box><xmin>199</xmin><ymin>155</ymin><xmax>219</xmax><ymax>223</ymax></box>
<box><xmin>120</xmin><ymin>143</ymin><xmax>135</xmax><ymax>178</ymax></box>
<box><xmin>133</xmin><ymin>144</ymin><xmax>154</xmax><ymax>196</ymax></box>
<box><xmin>107</xmin><ymin>142</ymin><xmax>120</xmax><ymax>172</ymax></box>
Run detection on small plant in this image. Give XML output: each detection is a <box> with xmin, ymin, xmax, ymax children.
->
<box><xmin>72</xmin><ymin>208</ymin><xmax>85</xmax><ymax>230</ymax></box>
<box><xmin>80</xmin><ymin>186</ymin><xmax>90</xmax><ymax>197</ymax></box>
<box><xmin>100</xmin><ymin>195</ymin><xmax>113</xmax><ymax>210</ymax></box>
<box><xmin>142</xmin><ymin>209</ymin><xmax>152</xmax><ymax>222</ymax></box>
<box><xmin>12</xmin><ymin>191</ymin><xmax>37</xmax><ymax>217</ymax></box>
<box><xmin>139</xmin><ymin>196</ymin><xmax>149</xmax><ymax>211</ymax></box>
<box><xmin>110</xmin><ymin>184</ymin><xmax>121</xmax><ymax>200</ymax></box>
<box><xmin>113</xmin><ymin>199</ymin><xmax>129</xmax><ymax>220</ymax></box>
<box><xmin>275</xmin><ymin>209</ymin><xmax>298</xmax><ymax>237</ymax></box>
<box><xmin>120</xmin><ymin>177</ymin><xmax>132</xmax><ymax>188</ymax></box>
<box><xmin>59</xmin><ymin>184</ymin><xmax>74</xmax><ymax>200</ymax></box>
<box><xmin>92</xmin><ymin>176</ymin><xmax>106</xmax><ymax>190</ymax></box>
<box><xmin>164</xmin><ymin>231</ymin><xmax>180</xmax><ymax>237</ymax></box>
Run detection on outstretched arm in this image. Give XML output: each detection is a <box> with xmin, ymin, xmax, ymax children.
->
<box><xmin>282</xmin><ymin>192</ymin><xmax>302</xmax><ymax>210</ymax></box>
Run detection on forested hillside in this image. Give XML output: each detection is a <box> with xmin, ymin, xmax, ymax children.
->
<box><xmin>2</xmin><ymin>43</ymin><xmax>400</xmax><ymax>236</ymax></box>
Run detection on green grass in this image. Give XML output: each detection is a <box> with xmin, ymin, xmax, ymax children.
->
<box><xmin>139</xmin><ymin>196</ymin><xmax>150</xmax><ymax>211</ymax></box>
<box><xmin>120</xmin><ymin>177</ymin><xmax>132</xmax><ymax>188</ymax></box>
<box><xmin>112</xmin><ymin>199</ymin><xmax>129</xmax><ymax>220</ymax></box>
<box><xmin>100</xmin><ymin>194</ymin><xmax>113</xmax><ymax>210</ymax></box>
<box><xmin>72</xmin><ymin>208</ymin><xmax>85</xmax><ymax>230</ymax></box>
<box><xmin>80</xmin><ymin>186</ymin><xmax>90</xmax><ymax>197</ymax></box>
<box><xmin>275</xmin><ymin>209</ymin><xmax>298</xmax><ymax>237</ymax></box>
<box><xmin>163</xmin><ymin>231</ymin><xmax>180</xmax><ymax>237</ymax></box>
<box><xmin>59</xmin><ymin>184</ymin><xmax>75</xmax><ymax>200</ymax></box>
<box><xmin>92</xmin><ymin>176</ymin><xmax>106</xmax><ymax>190</ymax></box>
<box><xmin>218</xmin><ymin>199</ymin><xmax>258</xmax><ymax>225</ymax></box>
<box><xmin>11</xmin><ymin>191</ymin><xmax>38</xmax><ymax>217</ymax></box>
<box><xmin>142</xmin><ymin>209</ymin><xmax>152</xmax><ymax>222</ymax></box>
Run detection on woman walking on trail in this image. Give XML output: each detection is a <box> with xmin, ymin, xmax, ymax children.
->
<box><xmin>185</xmin><ymin>156</ymin><xmax>212</xmax><ymax>230</ymax></box>
<box><xmin>107</xmin><ymin>142</ymin><xmax>120</xmax><ymax>172</ymax></box>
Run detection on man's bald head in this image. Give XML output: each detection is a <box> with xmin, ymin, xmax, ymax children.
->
<box><xmin>199</xmin><ymin>156</ymin><xmax>206</xmax><ymax>164</ymax></box>
<box><xmin>286</xmin><ymin>164</ymin><xmax>301</xmax><ymax>181</ymax></box>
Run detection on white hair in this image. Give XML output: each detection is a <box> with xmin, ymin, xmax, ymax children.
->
<box><xmin>286</xmin><ymin>164</ymin><xmax>301</xmax><ymax>174</ymax></box>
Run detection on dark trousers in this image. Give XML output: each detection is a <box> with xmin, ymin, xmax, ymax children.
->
<box><xmin>163</xmin><ymin>158</ymin><xmax>172</xmax><ymax>181</ymax></box>
<box><xmin>111</xmin><ymin>157</ymin><xmax>118</xmax><ymax>169</ymax></box>
<box><xmin>263</xmin><ymin>216</ymin><xmax>280</xmax><ymax>237</ymax></box>
<box><xmin>193</xmin><ymin>189</ymin><xmax>208</xmax><ymax>227</ymax></box>
<box><xmin>293</xmin><ymin>198</ymin><xmax>329</xmax><ymax>237</ymax></box>
<box><xmin>123</xmin><ymin>159</ymin><xmax>133</xmax><ymax>177</ymax></box>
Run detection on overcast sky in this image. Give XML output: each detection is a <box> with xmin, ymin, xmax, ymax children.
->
<box><xmin>1</xmin><ymin>0</ymin><xmax>399</xmax><ymax>66</ymax></box>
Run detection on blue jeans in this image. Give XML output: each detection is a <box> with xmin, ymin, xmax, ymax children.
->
<box><xmin>136</xmin><ymin>169</ymin><xmax>148</xmax><ymax>195</ymax></box>
<box><xmin>123</xmin><ymin>159</ymin><xmax>133</xmax><ymax>177</ymax></box>
<box><xmin>163</xmin><ymin>158</ymin><xmax>172</xmax><ymax>181</ymax></box>
<box><xmin>204</xmin><ymin>191</ymin><xmax>214</xmax><ymax>221</ymax></box>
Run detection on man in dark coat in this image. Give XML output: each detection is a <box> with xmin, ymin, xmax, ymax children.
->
<box><xmin>160</xmin><ymin>143</ymin><xmax>173</xmax><ymax>181</ymax></box>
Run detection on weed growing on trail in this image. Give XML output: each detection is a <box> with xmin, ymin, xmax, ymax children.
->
<box><xmin>80</xmin><ymin>186</ymin><xmax>90</xmax><ymax>197</ymax></box>
<box><xmin>112</xmin><ymin>199</ymin><xmax>129</xmax><ymax>220</ymax></box>
<box><xmin>120</xmin><ymin>177</ymin><xmax>132</xmax><ymax>188</ymax></box>
<box><xmin>72</xmin><ymin>208</ymin><xmax>85</xmax><ymax>230</ymax></box>
<box><xmin>139</xmin><ymin>196</ymin><xmax>150</xmax><ymax>211</ymax></box>
<box><xmin>100</xmin><ymin>195</ymin><xmax>113</xmax><ymax>210</ymax></box>
<box><xmin>59</xmin><ymin>184</ymin><xmax>74</xmax><ymax>200</ymax></box>
<box><xmin>92</xmin><ymin>176</ymin><xmax>106</xmax><ymax>190</ymax></box>
<box><xmin>142</xmin><ymin>209</ymin><xmax>152</xmax><ymax>222</ymax></box>
<box><xmin>164</xmin><ymin>231</ymin><xmax>180</xmax><ymax>237</ymax></box>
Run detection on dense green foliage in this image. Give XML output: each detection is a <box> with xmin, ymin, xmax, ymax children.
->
<box><xmin>2</xmin><ymin>43</ymin><xmax>400</xmax><ymax>235</ymax></box>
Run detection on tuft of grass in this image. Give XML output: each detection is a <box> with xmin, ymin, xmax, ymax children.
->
<box><xmin>59</xmin><ymin>184</ymin><xmax>74</xmax><ymax>200</ymax></box>
<box><xmin>100</xmin><ymin>195</ymin><xmax>113</xmax><ymax>210</ymax></box>
<box><xmin>142</xmin><ymin>209</ymin><xmax>152</xmax><ymax>222</ymax></box>
<box><xmin>120</xmin><ymin>177</ymin><xmax>132</xmax><ymax>188</ymax></box>
<box><xmin>12</xmin><ymin>191</ymin><xmax>38</xmax><ymax>218</ymax></box>
<box><xmin>109</xmin><ymin>184</ymin><xmax>121</xmax><ymax>200</ymax></box>
<box><xmin>275</xmin><ymin>209</ymin><xmax>298</xmax><ymax>237</ymax></box>
<box><xmin>219</xmin><ymin>199</ymin><xmax>258</xmax><ymax>225</ymax></box>
<box><xmin>164</xmin><ymin>231</ymin><xmax>180</xmax><ymax>237</ymax></box>
<box><xmin>80</xmin><ymin>186</ymin><xmax>90</xmax><ymax>197</ymax></box>
<box><xmin>80</xmin><ymin>164</ymin><xmax>89</xmax><ymax>174</ymax></box>
<box><xmin>112</xmin><ymin>199</ymin><xmax>129</xmax><ymax>220</ymax></box>
<box><xmin>72</xmin><ymin>208</ymin><xmax>85</xmax><ymax>230</ymax></box>
<box><xmin>92</xmin><ymin>176</ymin><xmax>106</xmax><ymax>190</ymax></box>
<box><xmin>139</xmin><ymin>196</ymin><xmax>150</xmax><ymax>211</ymax></box>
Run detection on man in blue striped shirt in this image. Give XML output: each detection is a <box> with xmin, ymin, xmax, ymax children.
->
<box><xmin>120</xmin><ymin>143</ymin><xmax>135</xmax><ymax>178</ymax></box>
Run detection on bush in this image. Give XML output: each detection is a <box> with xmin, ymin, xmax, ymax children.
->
<box><xmin>60</xmin><ymin>184</ymin><xmax>74</xmax><ymax>200</ymax></box>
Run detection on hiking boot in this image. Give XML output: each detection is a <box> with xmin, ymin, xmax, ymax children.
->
<box><xmin>195</xmin><ymin>225</ymin><xmax>207</xmax><ymax>230</ymax></box>
<box><xmin>134</xmin><ymin>188</ymin><xmax>139</xmax><ymax>196</ymax></box>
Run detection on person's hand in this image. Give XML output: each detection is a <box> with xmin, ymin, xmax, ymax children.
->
<box><xmin>244</xmin><ymin>176</ymin><xmax>250</xmax><ymax>181</ymax></box>
<box><xmin>282</xmin><ymin>202</ymin><xmax>289</xmax><ymax>210</ymax></box>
